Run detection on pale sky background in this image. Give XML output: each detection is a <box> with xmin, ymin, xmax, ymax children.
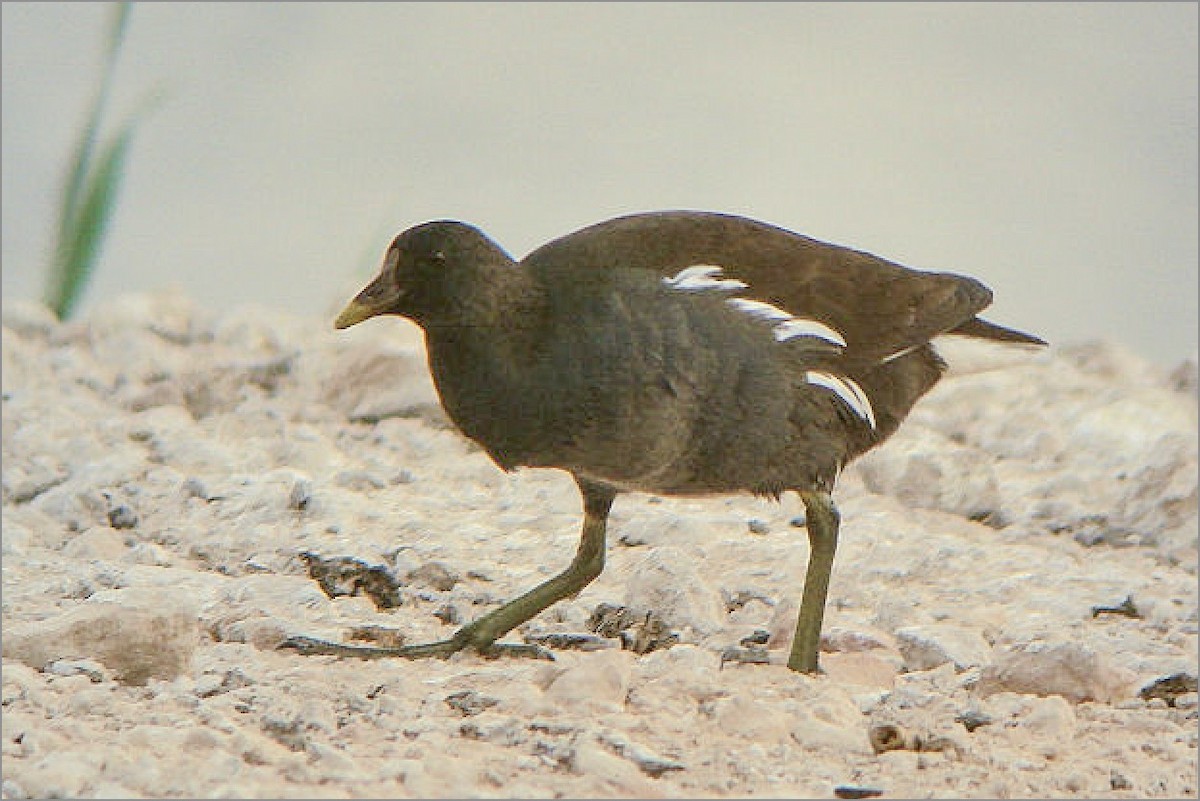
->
<box><xmin>3</xmin><ymin>3</ymin><xmax>1197</xmax><ymax>365</ymax></box>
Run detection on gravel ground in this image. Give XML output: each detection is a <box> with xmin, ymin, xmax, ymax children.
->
<box><xmin>1</xmin><ymin>292</ymin><xmax>1196</xmax><ymax>799</ymax></box>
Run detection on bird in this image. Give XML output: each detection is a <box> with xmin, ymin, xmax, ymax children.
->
<box><xmin>283</xmin><ymin>210</ymin><xmax>1045</xmax><ymax>673</ymax></box>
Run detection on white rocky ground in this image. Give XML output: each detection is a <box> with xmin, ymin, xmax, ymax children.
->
<box><xmin>1</xmin><ymin>292</ymin><xmax>1196</xmax><ymax>799</ymax></box>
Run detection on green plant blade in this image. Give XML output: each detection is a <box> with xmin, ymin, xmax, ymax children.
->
<box><xmin>57</xmin><ymin>2</ymin><xmax>130</xmax><ymax>252</ymax></box>
<box><xmin>46</xmin><ymin>124</ymin><xmax>134</xmax><ymax>320</ymax></box>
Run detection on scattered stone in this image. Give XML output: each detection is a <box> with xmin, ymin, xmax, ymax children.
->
<box><xmin>180</xmin><ymin>476</ymin><xmax>211</xmax><ymax>500</ymax></box>
<box><xmin>820</xmin><ymin>652</ymin><xmax>898</xmax><ymax>689</ymax></box>
<box><xmin>445</xmin><ymin>690</ymin><xmax>499</xmax><ymax>717</ymax></box>
<box><xmin>328</xmin><ymin>348</ymin><xmax>442</xmax><ymax>425</ymax></box>
<box><xmin>106</xmin><ymin>502</ymin><xmax>138</xmax><ymax>530</ymax></box>
<box><xmin>3</xmin><ymin>296</ymin><xmax>1195</xmax><ymax>798</ymax></box>
<box><xmin>720</xmin><ymin>646</ymin><xmax>772</xmax><ymax>667</ymax></box>
<box><xmin>1168</xmin><ymin>358</ymin><xmax>1197</xmax><ymax>395</ymax></box>
<box><xmin>61</xmin><ymin>526</ymin><xmax>127</xmax><ymax>561</ymax></box>
<box><xmin>1019</xmin><ymin>695</ymin><xmax>1077</xmax><ymax>739</ymax></box>
<box><xmin>195</xmin><ymin>668</ymin><xmax>253</xmax><ymax>698</ymax></box>
<box><xmin>525</xmin><ymin>632</ymin><xmax>616</xmax><ymax>652</ymax></box>
<box><xmin>589</xmin><ymin>603</ymin><xmax>638</xmax><ymax>637</ymax></box>
<box><xmin>714</xmin><ymin>692</ymin><xmax>793</xmax><ymax>741</ymax></box>
<box><xmin>620</xmin><ymin>614</ymin><xmax>679</xmax><ymax>655</ymax></box>
<box><xmin>821</xmin><ymin>625</ymin><xmax>898</xmax><ymax>654</ymax></box>
<box><xmin>895</xmin><ymin>624</ymin><xmax>992</xmax><ymax>671</ymax></box>
<box><xmin>333</xmin><ymin>469</ymin><xmax>388</xmax><ymax>491</ymax></box>
<box><xmin>404</xmin><ymin>561</ymin><xmax>460</xmax><ymax>592</ymax></box>
<box><xmin>45</xmin><ymin>659</ymin><xmax>108</xmax><ymax>683</ymax></box>
<box><xmin>287</xmin><ymin>477</ymin><xmax>313</xmax><ymax>511</ymax></box>
<box><xmin>1138</xmin><ymin>672</ymin><xmax>1198</xmax><ymax>707</ymax></box>
<box><xmin>347</xmin><ymin>625</ymin><xmax>406</xmax><ymax>649</ymax></box>
<box><xmin>3</xmin><ymin>459</ymin><xmax>69</xmax><ymax>504</ymax></box>
<box><xmin>596</xmin><ymin>730</ymin><xmax>686</xmax><ymax>777</ymax></box>
<box><xmin>854</xmin><ymin>425</ymin><xmax>1001</xmax><ymax>522</ymax></box>
<box><xmin>299</xmin><ymin>551</ymin><xmax>403</xmax><ymax>610</ymax></box>
<box><xmin>1091</xmin><ymin>595</ymin><xmax>1142</xmax><ymax>618</ymax></box>
<box><xmin>739</xmin><ymin>629</ymin><xmax>770</xmax><ymax>647</ymax></box>
<box><xmin>623</xmin><ymin>547</ymin><xmax>725</xmax><ymax>636</ymax></box>
<box><xmin>544</xmin><ymin>650</ymin><xmax>633</xmax><ymax>709</ymax></box>
<box><xmin>722</xmin><ymin>588</ymin><xmax>773</xmax><ymax>612</ymax></box>
<box><xmin>955</xmin><ymin>708</ymin><xmax>993</xmax><ymax>733</ymax></box>
<box><xmin>1</xmin><ymin>779</ymin><xmax>28</xmax><ymax>800</ymax></box>
<box><xmin>2</xmin><ymin>299</ymin><xmax>57</xmax><ymax>336</ymax></box>
<box><xmin>868</xmin><ymin>723</ymin><xmax>961</xmax><ymax>756</ymax></box>
<box><xmin>587</xmin><ymin>603</ymin><xmax>679</xmax><ymax>655</ymax></box>
<box><xmin>433</xmin><ymin>603</ymin><xmax>461</xmax><ymax>625</ymax></box>
<box><xmin>977</xmin><ymin>641</ymin><xmax>1137</xmax><ymax>703</ymax></box>
<box><xmin>2</xmin><ymin>588</ymin><xmax>197</xmax><ymax>685</ymax></box>
<box><xmin>260</xmin><ymin>712</ymin><xmax>308</xmax><ymax>752</ymax></box>
<box><xmin>747</xmin><ymin>518</ymin><xmax>770</xmax><ymax>535</ymax></box>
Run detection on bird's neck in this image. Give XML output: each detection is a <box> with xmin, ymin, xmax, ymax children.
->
<box><xmin>422</xmin><ymin>267</ymin><xmax>549</xmax><ymax>470</ymax></box>
<box><xmin>420</xmin><ymin>263</ymin><xmax>548</xmax><ymax>436</ymax></box>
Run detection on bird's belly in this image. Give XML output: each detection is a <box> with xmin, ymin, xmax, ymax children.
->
<box><xmin>428</xmin><ymin>302</ymin><xmax>845</xmax><ymax>496</ymax></box>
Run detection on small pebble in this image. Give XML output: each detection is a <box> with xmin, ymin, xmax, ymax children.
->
<box><xmin>720</xmin><ymin>646</ymin><xmax>771</xmax><ymax>667</ymax></box>
<box><xmin>347</xmin><ymin>625</ymin><xmax>406</xmax><ymax>649</ymax></box>
<box><xmin>747</xmin><ymin>518</ymin><xmax>770</xmax><ymax>535</ymax></box>
<box><xmin>739</xmin><ymin>629</ymin><xmax>771</xmax><ymax>647</ymax></box>
<box><xmin>107</xmin><ymin>504</ymin><xmax>138</xmax><ymax>530</ymax></box>
<box><xmin>1139</xmin><ymin>672</ymin><xmax>1198</xmax><ymax>707</ymax></box>
<box><xmin>288</xmin><ymin>478</ymin><xmax>313</xmax><ymax>510</ymax></box>
<box><xmin>181</xmin><ymin>476</ymin><xmax>210</xmax><ymax>500</ymax></box>
<box><xmin>955</xmin><ymin>708</ymin><xmax>993</xmax><ymax>733</ymax></box>
<box><xmin>405</xmin><ymin>562</ymin><xmax>459</xmax><ymax>592</ymax></box>
<box><xmin>1</xmin><ymin>779</ymin><xmax>28</xmax><ymax>800</ymax></box>
<box><xmin>445</xmin><ymin>690</ymin><xmax>499</xmax><ymax>717</ymax></box>
<box><xmin>46</xmin><ymin>659</ymin><xmax>108</xmax><ymax>683</ymax></box>
<box><xmin>525</xmin><ymin>632</ymin><xmax>616</xmax><ymax>652</ymax></box>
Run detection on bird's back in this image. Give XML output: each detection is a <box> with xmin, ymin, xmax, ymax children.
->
<box><xmin>425</xmin><ymin>211</ymin><xmax>1041</xmax><ymax>497</ymax></box>
<box><xmin>524</xmin><ymin>211</ymin><xmax>1035</xmax><ymax>441</ymax></box>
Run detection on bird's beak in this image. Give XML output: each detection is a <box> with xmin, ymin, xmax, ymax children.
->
<box><xmin>334</xmin><ymin>272</ymin><xmax>398</xmax><ymax>330</ymax></box>
<box><xmin>334</xmin><ymin>299</ymin><xmax>376</xmax><ymax>330</ymax></box>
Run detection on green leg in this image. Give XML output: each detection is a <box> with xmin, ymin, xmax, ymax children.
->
<box><xmin>281</xmin><ymin>477</ymin><xmax>616</xmax><ymax>662</ymax></box>
<box><xmin>787</xmin><ymin>489</ymin><xmax>840</xmax><ymax>674</ymax></box>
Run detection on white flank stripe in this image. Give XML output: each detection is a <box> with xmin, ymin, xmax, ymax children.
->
<box><xmin>726</xmin><ymin>297</ymin><xmax>793</xmax><ymax>323</ymax></box>
<box><xmin>663</xmin><ymin>266</ymin><xmax>848</xmax><ymax>351</ymax></box>
<box><xmin>805</xmin><ymin>371</ymin><xmax>877</xmax><ymax>430</ymax></box>
<box><xmin>662</xmin><ymin>265</ymin><xmax>748</xmax><ymax>292</ymax></box>
<box><xmin>879</xmin><ymin>344</ymin><xmax>920</xmax><ymax>364</ymax></box>
<box><xmin>772</xmin><ymin>318</ymin><xmax>847</xmax><ymax>347</ymax></box>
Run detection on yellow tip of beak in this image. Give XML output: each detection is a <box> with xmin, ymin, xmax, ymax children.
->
<box><xmin>334</xmin><ymin>300</ymin><xmax>375</xmax><ymax>330</ymax></box>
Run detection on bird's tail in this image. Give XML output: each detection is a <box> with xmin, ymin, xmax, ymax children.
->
<box><xmin>949</xmin><ymin>316</ymin><xmax>1047</xmax><ymax>348</ymax></box>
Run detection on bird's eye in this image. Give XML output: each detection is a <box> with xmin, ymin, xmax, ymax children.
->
<box><xmin>432</xmin><ymin>250</ymin><xmax>447</xmax><ymax>263</ymax></box>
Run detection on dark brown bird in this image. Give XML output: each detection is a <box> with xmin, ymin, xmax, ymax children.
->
<box><xmin>285</xmin><ymin>211</ymin><xmax>1044</xmax><ymax>673</ymax></box>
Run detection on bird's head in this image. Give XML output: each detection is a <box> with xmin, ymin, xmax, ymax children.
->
<box><xmin>335</xmin><ymin>220</ymin><xmax>512</xmax><ymax>330</ymax></box>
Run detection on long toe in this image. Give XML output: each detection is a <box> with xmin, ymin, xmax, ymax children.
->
<box><xmin>279</xmin><ymin>634</ymin><xmax>469</xmax><ymax>661</ymax></box>
<box><xmin>479</xmin><ymin>642</ymin><xmax>556</xmax><ymax>661</ymax></box>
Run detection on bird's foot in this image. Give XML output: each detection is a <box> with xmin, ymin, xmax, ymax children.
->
<box><xmin>277</xmin><ymin>633</ymin><xmax>554</xmax><ymax>662</ymax></box>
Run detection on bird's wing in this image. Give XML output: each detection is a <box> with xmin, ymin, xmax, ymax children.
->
<box><xmin>521</xmin><ymin>210</ymin><xmax>1001</xmax><ymax>367</ymax></box>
